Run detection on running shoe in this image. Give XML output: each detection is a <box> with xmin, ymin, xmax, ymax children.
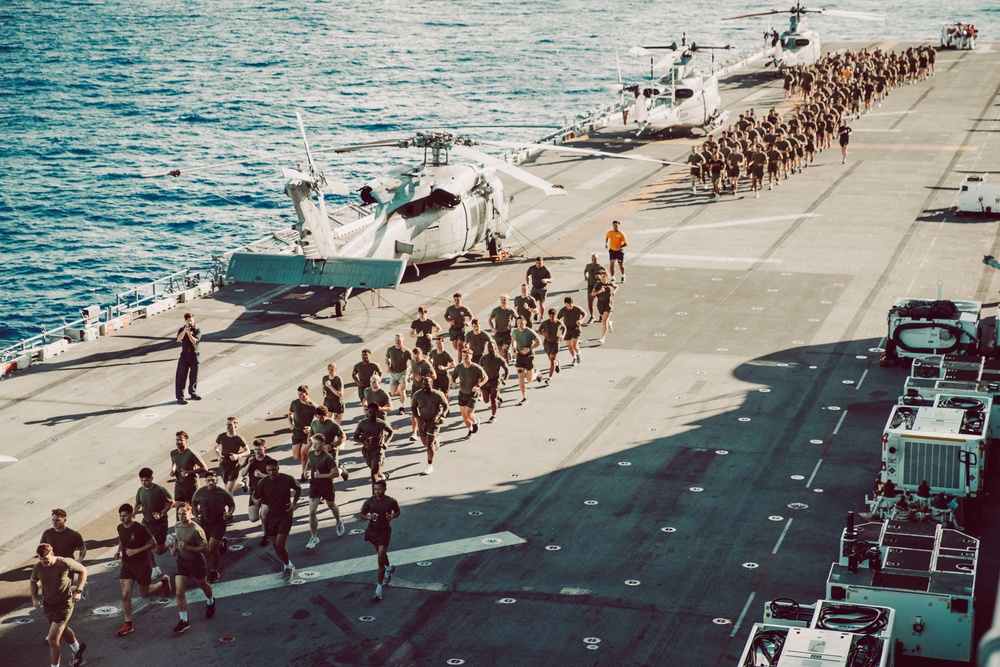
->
<box><xmin>71</xmin><ymin>642</ymin><xmax>87</xmax><ymax>666</ymax></box>
<box><xmin>519</xmin><ymin>397</ymin><xmax>528</xmax><ymax>405</ymax></box>
<box><xmin>384</xmin><ymin>565</ymin><xmax>395</xmax><ymax>585</ymax></box>
<box><xmin>117</xmin><ymin>622</ymin><xmax>134</xmax><ymax>637</ymax></box>
<box><xmin>336</xmin><ymin>520</ymin><xmax>346</xmax><ymax>537</ymax></box>
<box><xmin>206</xmin><ymin>600</ymin><xmax>216</xmax><ymax>619</ymax></box>
<box><xmin>609</xmin><ymin>321</ymin><xmax>614</xmax><ymax>332</ymax></box>
<box><xmin>259</xmin><ymin>535</ymin><xmax>269</xmax><ymax>547</ymax></box>
<box><xmin>576</xmin><ymin>354</ymin><xmax>581</xmax><ymax>364</ymax></box>
<box><xmin>409</xmin><ymin>434</ymin><xmax>417</xmax><ymax>442</ymax></box>
<box><xmin>373</xmin><ymin>584</ymin><xmax>383</xmax><ymax>601</ymax></box>
<box><xmin>240</xmin><ymin>478</ymin><xmax>249</xmax><ymax>493</ymax></box>
<box><xmin>599</xmin><ymin>337</ymin><xmax>605</xmax><ymax>345</ymax></box>
<box><xmin>340</xmin><ymin>465</ymin><xmax>350</xmax><ymax>481</ymax></box>
<box><xmin>487</xmin><ymin>415</ymin><xmax>496</xmax><ymax>424</ymax></box>
<box><xmin>173</xmin><ymin>620</ymin><xmax>190</xmax><ymax>634</ymax></box>
<box><xmin>280</xmin><ymin>566</ymin><xmax>292</xmax><ymax>581</ymax></box>
<box><xmin>398</xmin><ymin>406</ymin><xmax>405</xmax><ymax>415</ymax></box>
<box><xmin>151</xmin><ymin>566</ymin><xmax>162</xmax><ymax>581</ymax></box>
<box><xmin>207</xmin><ymin>570</ymin><xmax>221</xmax><ymax>584</ymax></box>
<box><xmin>555</xmin><ymin>361</ymin><xmax>560</xmax><ymax>374</ymax></box>
<box><xmin>471</xmin><ymin>418</ymin><xmax>480</xmax><ymax>434</ymax></box>
<box><xmin>424</xmin><ymin>464</ymin><xmax>434</xmax><ymax>475</ymax></box>
<box><xmin>620</xmin><ymin>275</ymin><xmax>626</xmax><ymax>283</ymax></box>
<box><xmin>160</xmin><ymin>575</ymin><xmax>170</xmax><ymax>598</ymax></box>
<box><xmin>188</xmin><ymin>394</ymin><xmax>202</xmax><ymax>400</ymax></box>
<box><xmin>306</xmin><ymin>536</ymin><xmax>319</xmax><ymax>550</ymax></box>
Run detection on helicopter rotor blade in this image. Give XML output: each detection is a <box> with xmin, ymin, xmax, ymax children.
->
<box><xmin>820</xmin><ymin>8</ymin><xmax>884</xmax><ymax>21</ymax></box>
<box><xmin>722</xmin><ymin>9</ymin><xmax>784</xmax><ymax>20</ymax></box>
<box><xmin>311</xmin><ymin>139</ymin><xmax>408</xmax><ymax>155</ymax></box>
<box><xmin>141</xmin><ymin>150</ymin><xmax>312</xmax><ymax>178</ymax></box>
<box><xmin>295</xmin><ymin>112</ymin><xmax>318</xmax><ymax>176</ymax></box>
<box><xmin>450</xmin><ymin>146</ymin><xmax>566</xmax><ymax>197</ymax></box>
<box><xmin>480</xmin><ymin>141</ymin><xmax>689</xmax><ymax>168</ymax></box>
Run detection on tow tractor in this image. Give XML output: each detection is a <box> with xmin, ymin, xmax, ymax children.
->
<box><xmin>957</xmin><ymin>174</ymin><xmax>1000</xmax><ymax>214</ymax></box>
<box><xmin>880</xmin><ymin>296</ymin><xmax>981</xmax><ymax>365</ymax></box>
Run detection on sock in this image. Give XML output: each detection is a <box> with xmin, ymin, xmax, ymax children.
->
<box><xmin>69</xmin><ymin>641</ymin><xmax>80</xmax><ymax>653</ymax></box>
<box><xmin>179</xmin><ymin>611</ymin><xmax>188</xmax><ymax>622</ymax></box>
<box><xmin>287</xmin><ymin>561</ymin><xmax>294</xmax><ymax>569</ymax></box>
<box><xmin>206</xmin><ymin>597</ymin><xmax>214</xmax><ymax>605</ymax></box>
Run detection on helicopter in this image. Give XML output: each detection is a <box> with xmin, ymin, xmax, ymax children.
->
<box><xmin>619</xmin><ymin>36</ymin><xmax>733</xmax><ymax>137</ymax></box>
<box><xmin>147</xmin><ymin>114</ymin><xmax>682</xmax><ymax>316</ymax></box>
<box><xmin>724</xmin><ymin>2</ymin><xmax>883</xmax><ymax>71</ymax></box>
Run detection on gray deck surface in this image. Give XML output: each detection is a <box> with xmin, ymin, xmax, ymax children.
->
<box><xmin>2</xmin><ymin>41</ymin><xmax>999</xmax><ymax>666</ymax></box>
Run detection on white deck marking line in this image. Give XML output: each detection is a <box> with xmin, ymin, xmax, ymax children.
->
<box><xmin>636</xmin><ymin>253</ymin><xmax>783</xmax><ymax>265</ymax></box>
<box><xmin>850</xmin><ymin>128</ymin><xmax>901</xmax><ymax>132</ymax></box>
<box><xmin>862</xmin><ymin>110</ymin><xmax>915</xmax><ymax>118</ymax></box>
<box><xmin>742</xmin><ymin>89</ymin><xmax>773</xmax><ymax>103</ymax></box>
<box><xmin>731</xmin><ymin>592</ymin><xmax>757</xmax><ymax>637</ymax></box>
<box><xmin>806</xmin><ymin>459</ymin><xmax>823</xmax><ymax>488</ymax></box>
<box><xmin>0</xmin><ymin>455</ymin><xmax>17</xmax><ymax>463</ymax></box>
<box><xmin>833</xmin><ymin>410</ymin><xmax>848</xmax><ymax>436</ymax></box>
<box><xmin>511</xmin><ymin>208</ymin><xmax>547</xmax><ymax>227</ymax></box>
<box><xmin>772</xmin><ymin>518</ymin><xmax>794</xmax><ymax>555</ymax></box>
<box><xmin>636</xmin><ymin>213</ymin><xmax>819</xmax><ymax>234</ymax></box>
<box><xmin>116</xmin><ymin>359</ymin><xmax>261</xmax><ymax>428</ymax></box>
<box><xmin>856</xmin><ymin>368</ymin><xmax>869</xmax><ymax>390</ymax></box>
<box><xmin>177</xmin><ymin>531</ymin><xmax>526</xmax><ymax>604</ymax></box>
<box><xmin>577</xmin><ymin>166</ymin><xmax>626</xmax><ymax>191</ymax></box>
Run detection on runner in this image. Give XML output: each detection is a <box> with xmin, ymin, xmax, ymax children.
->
<box><xmin>411</xmin><ymin>377</ymin><xmax>449</xmax><ymax>474</ymax></box>
<box><xmin>488</xmin><ymin>294</ymin><xmax>517</xmax><ymax>361</ymax></box>
<box><xmin>464</xmin><ymin>318</ymin><xmax>492</xmax><ymax>360</ymax></box>
<box><xmin>354</xmin><ymin>403</ymin><xmax>395</xmax><ymax>491</ymax></box>
<box><xmin>582</xmin><ymin>254</ymin><xmax>606</xmax><ymax>323</ymax></box>
<box><xmin>478</xmin><ymin>340</ymin><xmax>509</xmax><ymax>424</ymax></box>
<box><xmin>168</xmin><ymin>503</ymin><xmax>215</xmax><ymax>633</ymax></box>
<box><xmin>385</xmin><ymin>333</ymin><xmax>413</xmax><ymax>416</ymax></box>
<box><xmin>707</xmin><ymin>152</ymin><xmax>725</xmax><ymax>202</ymax></box>
<box><xmin>604</xmin><ymin>220</ymin><xmax>628</xmax><ymax>281</ymax></box>
<box><xmin>320</xmin><ymin>362</ymin><xmax>346</xmax><ymax>424</ymax></box>
<box><xmin>409</xmin><ymin>306</ymin><xmax>441</xmax><ymax>354</ymax></box>
<box><xmin>169</xmin><ymin>431</ymin><xmax>207</xmax><ymax>504</ymax></box>
<box><xmin>510</xmin><ymin>315</ymin><xmax>542</xmax><ymax>405</ymax></box>
<box><xmin>134</xmin><ymin>469</ymin><xmax>174</xmax><ymax>556</ymax></box>
<box><xmin>429</xmin><ymin>336</ymin><xmax>455</xmax><ymax>403</ymax></box>
<box><xmin>591</xmin><ymin>271</ymin><xmax>618</xmax><ymax>345</ymax></box>
<box><xmin>537</xmin><ymin>308</ymin><xmax>566</xmax><ymax>384</ymax></box>
<box><xmin>30</xmin><ymin>543</ymin><xmax>87</xmax><ymax>667</ymax></box>
<box><xmin>308</xmin><ymin>405</ymin><xmax>347</xmax><ymax>458</ymax></box>
<box><xmin>239</xmin><ymin>439</ymin><xmax>272</xmax><ymax>547</ymax></box>
<box><xmin>190</xmin><ymin>469</ymin><xmax>235</xmax><ymax>584</ymax></box>
<box><xmin>40</xmin><ymin>509</ymin><xmax>86</xmax><ymax>564</ymax></box>
<box><xmin>288</xmin><ymin>385</ymin><xmax>319</xmax><ymax>481</ymax></box>
<box><xmin>363</xmin><ymin>374</ymin><xmax>392</xmax><ymax>420</ymax></box>
<box><xmin>686</xmin><ymin>145</ymin><xmax>704</xmax><ymax>192</ymax></box>
<box><xmin>114</xmin><ymin>503</ymin><xmax>169</xmax><ymax>637</ymax></box>
<box><xmin>443</xmin><ymin>293</ymin><xmax>473</xmax><ymax>354</ymax></box>
<box><xmin>360</xmin><ymin>479</ymin><xmax>401</xmax><ymax>601</ymax></box>
<box><xmin>513</xmin><ymin>283</ymin><xmax>538</xmax><ymax>325</ymax></box>
<box><xmin>252</xmin><ymin>460</ymin><xmax>301</xmax><ymax>580</ymax></box>
<box><xmin>525</xmin><ymin>256</ymin><xmax>553</xmax><ymax>319</ymax></box>
<box><xmin>305</xmin><ymin>434</ymin><xmax>346</xmax><ymax>549</ymax></box>
<box><xmin>351</xmin><ymin>349</ymin><xmax>382</xmax><ymax>407</ymax></box>
<box><xmin>214</xmin><ymin>416</ymin><xmax>249</xmax><ymax>495</ymax></box>
<box><xmin>556</xmin><ymin>296</ymin><xmax>587</xmax><ymax>365</ymax></box>
<box><xmin>838</xmin><ymin>121</ymin><xmax>852</xmax><ymax>164</ymax></box>
<box><xmin>407</xmin><ymin>347</ymin><xmax>436</xmax><ymax>441</ymax></box>
<box><xmin>450</xmin><ymin>348</ymin><xmax>487</xmax><ymax>439</ymax></box>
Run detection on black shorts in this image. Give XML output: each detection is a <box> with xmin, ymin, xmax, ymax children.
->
<box><xmin>176</xmin><ymin>554</ymin><xmax>208</xmax><ymax>581</ymax></box>
<box><xmin>364</xmin><ymin>527</ymin><xmax>392</xmax><ymax>547</ymax></box>
<box><xmin>415</xmin><ymin>338</ymin><xmax>431</xmax><ymax>354</ymax></box>
<box><xmin>448</xmin><ymin>326</ymin><xmax>466</xmax><ymax>342</ymax></box>
<box><xmin>598</xmin><ymin>301</ymin><xmax>613</xmax><ymax>315</ymax></box>
<box><xmin>291</xmin><ymin>426</ymin><xmax>308</xmax><ymax>445</ymax></box>
<box><xmin>515</xmin><ymin>352</ymin><xmax>534</xmax><ymax>371</ymax></box>
<box><xmin>608</xmin><ymin>249</ymin><xmax>624</xmax><ymax>262</ymax></box>
<box><xmin>309</xmin><ymin>481</ymin><xmax>335</xmax><ymax>502</ymax></box>
<box><xmin>200</xmin><ymin>519</ymin><xmax>226</xmax><ymax>541</ymax></box>
<box><xmin>750</xmin><ymin>167</ymin><xmax>764</xmax><ymax>179</ymax></box>
<box><xmin>120</xmin><ymin>557</ymin><xmax>152</xmax><ymax>585</ymax></box>
<box><xmin>220</xmin><ymin>462</ymin><xmax>240</xmax><ymax>483</ymax></box>
<box><xmin>457</xmin><ymin>391</ymin><xmax>478</xmax><ymax>409</ymax></box>
<box><xmin>543</xmin><ymin>340</ymin><xmax>559</xmax><ymax>356</ymax></box>
<box><xmin>363</xmin><ymin>447</ymin><xmax>386</xmax><ymax>472</ymax></box>
<box><xmin>726</xmin><ymin>167</ymin><xmax>740</xmax><ymax>178</ymax></box>
<box><xmin>417</xmin><ymin>416</ymin><xmax>440</xmax><ymax>436</ymax></box>
<box><xmin>482</xmin><ymin>382</ymin><xmax>499</xmax><ymax>402</ymax></box>
<box><xmin>264</xmin><ymin>511</ymin><xmax>294</xmax><ymax>538</ymax></box>
<box><xmin>433</xmin><ymin>374</ymin><xmax>450</xmax><ymax>393</ymax></box>
<box><xmin>143</xmin><ymin>519</ymin><xmax>169</xmax><ymax>546</ymax></box>
<box><xmin>767</xmin><ymin>164</ymin><xmax>779</xmax><ymax>174</ymax></box>
<box><xmin>839</xmin><ymin>138</ymin><xmax>850</xmax><ymax>147</ymax></box>
<box><xmin>493</xmin><ymin>330</ymin><xmax>511</xmax><ymax>348</ymax></box>
<box><xmin>174</xmin><ymin>483</ymin><xmax>196</xmax><ymax>504</ymax></box>
<box><xmin>564</xmin><ymin>327</ymin><xmax>581</xmax><ymax>341</ymax></box>
<box><xmin>530</xmin><ymin>287</ymin><xmax>547</xmax><ymax>303</ymax></box>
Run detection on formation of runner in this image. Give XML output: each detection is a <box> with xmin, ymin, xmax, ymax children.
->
<box><xmin>685</xmin><ymin>45</ymin><xmax>936</xmax><ymax>200</ymax></box>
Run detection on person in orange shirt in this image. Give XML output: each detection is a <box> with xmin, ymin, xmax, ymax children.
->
<box><xmin>604</xmin><ymin>220</ymin><xmax>628</xmax><ymax>283</ymax></box>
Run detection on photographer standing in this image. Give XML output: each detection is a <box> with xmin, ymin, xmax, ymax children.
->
<box><xmin>175</xmin><ymin>312</ymin><xmax>201</xmax><ymax>404</ymax></box>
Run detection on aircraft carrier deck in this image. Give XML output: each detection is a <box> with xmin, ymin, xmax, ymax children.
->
<box><xmin>2</xmin><ymin>41</ymin><xmax>999</xmax><ymax>666</ymax></box>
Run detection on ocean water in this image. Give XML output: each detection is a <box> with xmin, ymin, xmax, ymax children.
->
<box><xmin>1</xmin><ymin>0</ymin><xmax>996</xmax><ymax>342</ymax></box>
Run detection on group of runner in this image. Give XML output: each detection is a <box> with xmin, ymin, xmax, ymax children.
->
<box><xmin>685</xmin><ymin>45</ymin><xmax>936</xmax><ymax>201</ymax></box>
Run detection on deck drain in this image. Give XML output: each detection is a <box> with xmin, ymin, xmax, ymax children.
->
<box><xmin>105</xmin><ymin>561</ymin><xmax>119</xmax><ymax>568</ymax></box>
<box><xmin>497</xmin><ymin>598</ymin><xmax>516</xmax><ymax>604</ymax></box>
<box><xmin>768</xmin><ymin>516</ymin><xmax>784</xmax><ymax>522</ymax></box>
<box><xmin>788</xmin><ymin>502</ymin><xmax>809</xmax><ymax>510</ymax></box>
<box><xmin>694</xmin><ymin>294</ymin><xmax>705</xmax><ymax>298</ymax></box>
<box><xmin>842</xmin><ymin>380</ymin><xmax>855</xmax><ymax>385</ymax></box>
<box><xmin>298</xmin><ymin>570</ymin><xmax>320</xmax><ymax>579</ymax></box>
<box><xmin>767</xmin><ymin>289</ymin><xmax>779</xmax><ymax>293</ymax></box>
<box><xmin>777</xmin><ymin>363</ymin><xmax>789</xmax><ymax>367</ymax></box>
<box><xmin>713</xmin><ymin>618</ymin><xmax>732</xmax><ymax>625</ymax></box>
<box><xmin>752</xmin><ymin>307</ymin><xmax>764</xmax><ymax>311</ymax></box>
<box><xmin>242</xmin><ymin>612</ymin><xmax>253</xmax><ymax>617</ymax></box>
<box><xmin>584</xmin><ymin>637</ymin><xmax>601</xmax><ymax>644</ymax></box>
<box><xmin>717</xmin><ymin>347</ymin><xmax>729</xmax><ymax>352</ymax></box>
<box><xmin>360</xmin><ymin>616</ymin><xmax>376</xmax><ymax>622</ymax></box>
<box><xmin>758</xmin><ymin>388</ymin><xmax>771</xmax><ymax>393</ymax></box>
<box><xmin>349</xmin><ymin>529</ymin><xmax>364</xmax><ymax>535</ymax></box>
<box><xmin>14</xmin><ymin>617</ymin><xmax>33</xmax><ymax>624</ymax></box>
<box><xmin>810</xmin><ymin>439</ymin><xmax>823</xmax><ymax>444</ymax></box>
<box><xmin>587</xmin><ymin>645</ymin><xmax>599</xmax><ymax>651</ymax></box>
<box><xmin>228</xmin><ymin>544</ymin><xmax>244</xmax><ymax>552</ymax></box>
<box><xmin>625</xmin><ymin>580</ymin><xmax>641</xmax><ymax>586</ymax></box>
<box><xmin>827</xmin><ymin>406</ymin><xmax>842</xmax><ymax>411</ymax></box>
<box><xmin>417</xmin><ymin>561</ymin><xmax>433</xmax><ymax>567</ymax></box>
<box><xmin>645</xmin><ymin>283</ymin><xmax>657</xmax><ymax>287</ymax></box>
<box><xmin>625</xmin><ymin>300</ymin><xmax>637</xmax><ymax>304</ymax></box>
<box><xmin>821</xmin><ymin>300</ymin><xmax>833</xmax><ymax>304</ymax></box>
<box><xmin>809</xmin><ymin>318</ymin><xmax>820</xmax><ymax>322</ymax></box>
<box><xmin>617</xmin><ymin>461</ymin><xmax>631</xmax><ymax>466</ymax></box>
<box><xmin>155</xmin><ymin>598</ymin><xmax>171</xmax><ymax>604</ymax></box>
<box><xmin>675</xmin><ymin>312</ymin><xmax>687</xmax><ymax>316</ymax></box>
<box><xmin>743</xmin><ymin>562</ymin><xmax>759</xmax><ymax>569</ymax></box>
<box><xmin>219</xmin><ymin>636</ymin><xmax>236</xmax><ymax>643</ymax></box>
<box><xmin>715</xmin><ymin>450</ymin><xmax>729</xmax><ymax>455</ymax></box>
<box><xmin>482</xmin><ymin>537</ymin><xmax>503</xmax><ymax>545</ymax></box>
<box><xmin>689</xmin><ymin>487</ymin><xmax>704</xmax><ymax>493</ymax></box>
<box><xmin>240</xmin><ymin>362</ymin><xmax>256</xmax><ymax>367</ymax></box>
<box><xmin>738</xmin><ymin>417</ymin><xmax>751</xmax><ymax>422</ymax></box>
<box><xmin>584</xmin><ymin>500</ymin><xmax>599</xmax><ymax>505</ymax></box>
<box><xmin>855</xmin><ymin>355</ymin><xmax>867</xmax><ymax>360</ymax></box>
<box><xmin>792</xmin><ymin>340</ymin><xmax>805</xmax><ymax>344</ymax></box>
<box><xmin>291</xmin><ymin>579</ymin><xmax>306</xmax><ymax>585</ymax></box>
<box><xmin>869</xmin><ymin>347</ymin><xmax>884</xmax><ymax>353</ymax></box>
<box><xmin>469</xmin><ymin>511</ymin><xmax>483</xmax><ymax>516</ymax></box>
<box><xmin>814</xmin><ymin>488</ymin><xmax>824</xmax><ymax>493</ymax></box>
<box><xmin>545</xmin><ymin>545</ymin><xmax>562</xmax><ymax>551</ymax></box>
<box><xmin>447</xmin><ymin>660</ymin><xmax>466</xmax><ymax>666</ymax></box>
<box><xmin>93</xmin><ymin>606</ymin><xmax>119</xmax><ymax>616</ymax></box>
<box><xmin>661</xmin><ymin>527</ymin><xmax>676</xmax><ymax>533</ymax></box>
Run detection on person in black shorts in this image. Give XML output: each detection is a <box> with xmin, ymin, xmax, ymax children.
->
<box><xmin>537</xmin><ymin>308</ymin><xmax>566</xmax><ymax>384</ymax></box>
<box><xmin>557</xmin><ymin>296</ymin><xmax>587</xmax><ymax>365</ymax></box>
<box><xmin>411</xmin><ymin>377</ymin><xmax>449</xmax><ymax>474</ymax></box>
<box><xmin>115</xmin><ymin>503</ymin><xmax>170</xmax><ymax>637</ymax></box>
<box><xmin>191</xmin><ymin>469</ymin><xmax>235</xmax><ymax>583</ymax></box>
<box><xmin>525</xmin><ymin>257</ymin><xmax>553</xmax><ymax>320</ymax></box>
<box><xmin>169</xmin><ymin>503</ymin><xmax>215</xmax><ymax>633</ymax></box>
<box><xmin>360</xmin><ymin>479</ymin><xmax>401</xmax><ymax>601</ymax></box>
<box><xmin>838</xmin><ymin>122</ymin><xmax>852</xmax><ymax>164</ymax></box>
<box><xmin>305</xmin><ymin>435</ymin><xmax>345</xmax><ymax>549</ymax></box>
<box><xmin>135</xmin><ymin>468</ymin><xmax>174</xmax><ymax>557</ymax></box>
<box><xmin>478</xmin><ymin>341</ymin><xmax>509</xmax><ymax>424</ymax></box>
<box><xmin>443</xmin><ymin>293</ymin><xmax>473</xmax><ymax>354</ymax></box>
<box><xmin>409</xmin><ymin>306</ymin><xmax>441</xmax><ymax>354</ymax></box>
<box><xmin>214</xmin><ymin>416</ymin><xmax>249</xmax><ymax>495</ymax></box>
<box><xmin>510</xmin><ymin>315</ymin><xmax>542</xmax><ymax>405</ymax></box>
<box><xmin>354</xmin><ymin>403</ymin><xmax>395</xmax><ymax>491</ymax></box>
<box><xmin>240</xmin><ymin>439</ymin><xmax>271</xmax><ymax>547</ymax></box>
<box><xmin>429</xmin><ymin>336</ymin><xmax>455</xmax><ymax>402</ymax></box>
<box><xmin>252</xmin><ymin>460</ymin><xmax>301</xmax><ymax>580</ymax></box>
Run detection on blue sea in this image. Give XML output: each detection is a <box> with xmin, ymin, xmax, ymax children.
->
<box><xmin>1</xmin><ymin>0</ymin><xmax>995</xmax><ymax>342</ymax></box>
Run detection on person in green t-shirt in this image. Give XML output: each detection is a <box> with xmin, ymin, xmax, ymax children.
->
<box><xmin>443</xmin><ymin>293</ymin><xmax>473</xmax><ymax>354</ymax></box>
<box><xmin>478</xmin><ymin>341</ymin><xmax>509</xmax><ymax>424</ymax></box>
<box><xmin>429</xmin><ymin>337</ymin><xmax>455</xmax><ymax>401</ymax></box>
<box><xmin>385</xmin><ymin>333</ymin><xmax>413</xmax><ymax>417</ymax></box>
<box><xmin>464</xmin><ymin>319</ymin><xmax>492</xmax><ymax>360</ymax></box>
<box><xmin>510</xmin><ymin>316</ymin><xmax>541</xmax><ymax>405</ymax></box>
<box><xmin>557</xmin><ymin>295</ymin><xmax>587</xmax><ymax>366</ymax></box>
<box><xmin>537</xmin><ymin>308</ymin><xmax>566</xmax><ymax>385</ymax></box>
<box><xmin>352</xmin><ymin>349</ymin><xmax>383</xmax><ymax>405</ymax></box>
<box><xmin>488</xmin><ymin>294</ymin><xmax>517</xmax><ymax>360</ymax></box>
<box><xmin>411</xmin><ymin>378</ymin><xmax>449</xmax><ymax>475</ymax></box>
<box><xmin>30</xmin><ymin>542</ymin><xmax>88</xmax><ymax>667</ymax></box>
<box><xmin>363</xmin><ymin>374</ymin><xmax>392</xmax><ymax>421</ymax></box>
<box><xmin>169</xmin><ymin>431</ymin><xmax>208</xmax><ymax>504</ymax></box>
<box><xmin>288</xmin><ymin>385</ymin><xmax>319</xmax><ymax>481</ymax></box>
<box><xmin>320</xmin><ymin>362</ymin><xmax>345</xmax><ymax>422</ymax></box>
<box><xmin>305</xmin><ymin>435</ymin><xmax>345</xmax><ymax>550</ymax></box>
<box><xmin>408</xmin><ymin>347</ymin><xmax>436</xmax><ymax>442</ymax></box>
<box><xmin>450</xmin><ymin>348</ymin><xmax>487</xmax><ymax>439</ymax></box>
<box><xmin>214</xmin><ymin>416</ymin><xmax>249</xmax><ymax>494</ymax></box>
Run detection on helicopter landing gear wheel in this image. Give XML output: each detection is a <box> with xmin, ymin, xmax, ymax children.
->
<box><xmin>334</xmin><ymin>297</ymin><xmax>346</xmax><ymax>318</ymax></box>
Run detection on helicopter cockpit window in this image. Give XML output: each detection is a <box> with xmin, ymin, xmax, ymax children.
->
<box><xmin>674</xmin><ymin>88</ymin><xmax>694</xmax><ymax>100</ymax></box>
<box><xmin>794</xmin><ymin>38</ymin><xmax>810</xmax><ymax>48</ymax></box>
<box><xmin>394</xmin><ymin>195</ymin><xmax>436</xmax><ymax>218</ymax></box>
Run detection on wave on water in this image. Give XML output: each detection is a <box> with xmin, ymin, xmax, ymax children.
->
<box><xmin>0</xmin><ymin>0</ymin><xmax>995</xmax><ymax>341</ymax></box>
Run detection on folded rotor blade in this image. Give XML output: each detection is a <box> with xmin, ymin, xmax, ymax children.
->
<box><xmin>481</xmin><ymin>141</ymin><xmax>688</xmax><ymax>167</ymax></box>
<box><xmin>450</xmin><ymin>146</ymin><xmax>566</xmax><ymax>196</ymax></box>
<box><xmin>821</xmin><ymin>8</ymin><xmax>884</xmax><ymax>21</ymax></box>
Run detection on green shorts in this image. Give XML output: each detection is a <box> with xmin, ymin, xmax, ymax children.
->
<box><xmin>457</xmin><ymin>391</ymin><xmax>478</xmax><ymax>409</ymax></box>
<box><xmin>43</xmin><ymin>602</ymin><xmax>74</xmax><ymax>626</ymax></box>
<box><xmin>543</xmin><ymin>340</ymin><xmax>559</xmax><ymax>356</ymax></box>
<box><xmin>363</xmin><ymin>446</ymin><xmax>386</xmax><ymax>471</ymax></box>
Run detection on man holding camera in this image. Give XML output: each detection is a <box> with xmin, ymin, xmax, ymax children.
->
<box><xmin>175</xmin><ymin>312</ymin><xmax>201</xmax><ymax>405</ymax></box>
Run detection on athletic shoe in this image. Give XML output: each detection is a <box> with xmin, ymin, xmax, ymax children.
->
<box><xmin>409</xmin><ymin>434</ymin><xmax>417</xmax><ymax>442</ymax></box>
<box><xmin>336</xmin><ymin>520</ymin><xmax>346</xmax><ymax>537</ymax></box>
<box><xmin>151</xmin><ymin>566</ymin><xmax>162</xmax><ymax>581</ymax></box>
<box><xmin>544</xmin><ymin>378</ymin><xmax>550</xmax><ymax>385</ymax></box>
<box><xmin>188</xmin><ymin>394</ymin><xmax>202</xmax><ymax>400</ymax></box>
<box><xmin>755</xmin><ymin>191</ymin><xmax>760</xmax><ymax>199</ymax></box>
<box><xmin>220</xmin><ymin>537</ymin><xmax>228</xmax><ymax>554</ymax></box>
<box><xmin>207</xmin><ymin>570</ymin><xmax>221</xmax><ymax>584</ymax></box>
<box><xmin>259</xmin><ymin>535</ymin><xmax>269</xmax><ymax>547</ymax></box>
<box><xmin>300</xmin><ymin>473</ymin><xmax>308</xmax><ymax>483</ymax></box>
<box><xmin>424</xmin><ymin>464</ymin><xmax>434</xmax><ymax>475</ymax></box>
<box><xmin>340</xmin><ymin>465</ymin><xmax>350</xmax><ymax>481</ymax></box>
<box><xmin>609</xmin><ymin>320</ymin><xmax>614</xmax><ymax>332</ymax></box>
<box><xmin>486</xmin><ymin>415</ymin><xmax>496</xmax><ymax>424</ymax></box>
<box><xmin>713</xmin><ymin>194</ymin><xmax>720</xmax><ymax>202</ymax></box>
<box><xmin>72</xmin><ymin>642</ymin><xmax>87</xmax><ymax>666</ymax></box>
<box><xmin>398</xmin><ymin>407</ymin><xmax>405</xmax><ymax>415</ymax></box>
<box><xmin>177</xmin><ymin>398</ymin><xmax>188</xmax><ymax>405</ymax></box>
<box><xmin>471</xmin><ymin>418</ymin><xmax>480</xmax><ymax>434</ymax></box>
<box><xmin>599</xmin><ymin>337</ymin><xmax>605</xmax><ymax>344</ymax></box>
<box><xmin>306</xmin><ymin>536</ymin><xmax>319</xmax><ymax>550</ymax></box>
<box><xmin>281</xmin><ymin>565</ymin><xmax>294</xmax><ymax>581</ymax></box>
<box><xmin>384</xmin><ymin>565</ymin><xmax>395</xmax><ymax>585</ymax></box>
<box><xmin>537</xmin><ymin>374</ymin><xmax>544</xmax><ymax>383</ymax></box>
<box><xmin>518</xmin><ymin>397</ymin><xmax>528</xmax><ymax>406</ymax></box>
<box><xmin>240</xmin><ymin>478</ymin><xmax>249</xmax><ymax>493</ymax></box>
<box><xmin>374</xmin><ymin>584</ymin><xmax>383</xmax><ymax>600</ymax></box>
<box><xmin>206</xmin><ymin>600</ymin><xmax>216</xmax><ymax>619</ymax></box>
<box><xmin>555</xmin><ymin>361</ymin><xmax>560</xmax><ymax>374</ymax></box>
<box><xmin>576</xmin><ymin>354</ymin><xmax>581</xmax><ymax>364</ymax></box>
<box><xmin>464</xmin><ymin>430</ymin><xmax>473</xmax><ymax>440</ymax></box>
<box><xmin>173</xmin><ymin>620</ymin><xmax>190</xmax><ymax>634</ymax></box>
<box><xmin>620</xmin><ymin>275</ymin><xmax>626</xmax><ymax>283</ymax></box>
<box><xmin>160</xmin><ymin>575</ymin><xmax>170</xmax><ymax>598</ymax></box>
<box><xmin>768</xmin><ymin>184</ymin><xmax>773</xmax><ymax>190</ymax></box>
<box><xmin>117</xmin><ymin>621</ymin><xmax>134</xmax><ymax>636</ymax></box>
